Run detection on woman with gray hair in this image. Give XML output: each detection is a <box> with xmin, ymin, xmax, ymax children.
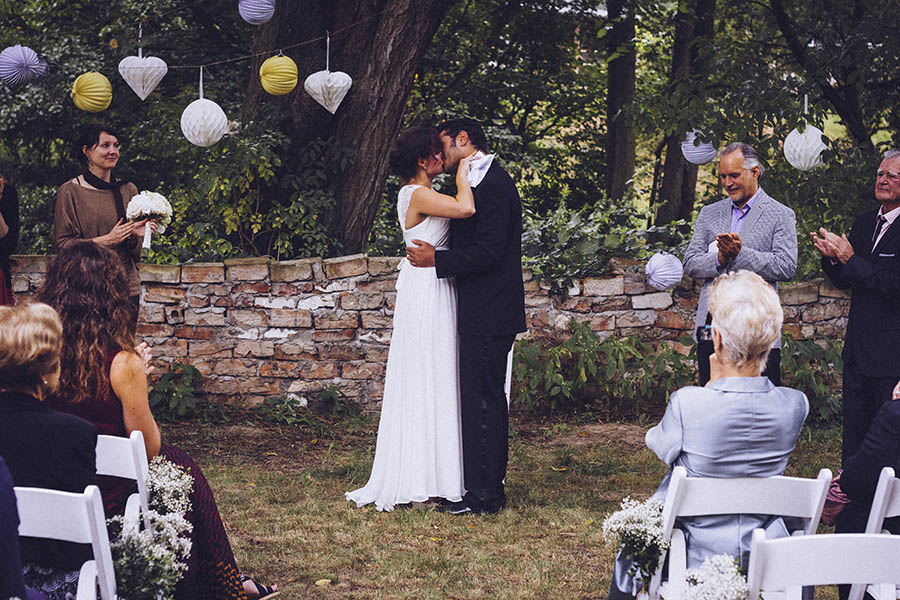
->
<box><xmin>608</xmin><ymin>270</ymin><xmax>809</xmax><ymax>599</ymax></box>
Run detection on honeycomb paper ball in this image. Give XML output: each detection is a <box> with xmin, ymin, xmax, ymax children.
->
<box><xmin>0</xmin><ymin>44</ymin><xmax>47</xmax><ymax>86</ymax></box>
<box><xmin>181</xmin><ymin>98</ymin><xmax>228</xmax><ymax>147</ymax></box>
<box><xmin>72</xmin><ymin>72</ymin><xmax>112</xmax><ymax>112</ymax></box>
<box><xmin>238</xmin><ymin>0</ymin><xmax>275</xmax><ymax>25</ymax></box>
<box><xmin>304</xmin><ymin>69</ymin><xmax>352</xmax><ymax>114</ymax></box>
<box><xmin>784</xmin><ymin>123</ymin><xmax>827</xmax><ymax>171</ymax></box>
<box><xmin>260</xmin><ymin>55</ymin><xmax>298</xmax><ymax>96</ymax></box>
<box><xmin>645</xmin><ymin>251</ymin><xmax>684</xmax><ymax>291</ymax></box>
<box><xmin>118</xmin><ymin>54</ymin><xmax>168</xmax><ymax>100</ymax></box>
<box><xmin>681</xmin><ymin>129</ymin><xmax>718</xmax><ymax>165</ymax></box>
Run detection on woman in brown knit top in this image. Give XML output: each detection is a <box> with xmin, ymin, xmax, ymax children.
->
<box><xmin>53</xmin><ymin>123</ymin><xmax>152</xmax><ymax>326</ymax></box>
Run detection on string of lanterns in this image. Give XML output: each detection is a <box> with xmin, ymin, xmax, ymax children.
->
<box><xmin>1</xmin><ymin>0</ymin><xmax>354</xmax><ymax>147</ymax></box>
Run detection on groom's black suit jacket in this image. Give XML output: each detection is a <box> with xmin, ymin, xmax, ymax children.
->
<box><xmin>822</xmin><ymin>207</ymin><xmax>900</xmax><ymax>376</ymax></box>
<box><xmin>434</xmin><ymin>161</ymin><xmax>526</xmax><ymax>337</ymax></box>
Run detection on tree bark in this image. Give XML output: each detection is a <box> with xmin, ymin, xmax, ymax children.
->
<box><xmin>606</xmin><ymin>0</ymin><xmax>636</xmax><ymax>200</ymax></box>
<box><xmin>655</xmin><ymin>0</ymin><xmax>715</xmax><ymax>224</ymax></box>
<box><xmin>243</xmin><ymin>0</ymin><xmax>457</xmax><ymax>253</ymax></box>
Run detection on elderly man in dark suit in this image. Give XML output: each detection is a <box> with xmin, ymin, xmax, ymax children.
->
<box><xmin>406</xmin><ymin>117</ymin><xmax>527</xmax><ymax>515</ymax></box>
<box><xmin>813</xmin><ymin>148</ymin><xmax>900</xmax><ymax>462</ymax></box>
<box><xmin>683</xmin><ymin>142</ymin><xmax>798</xmax><ymax>386</ymax></box>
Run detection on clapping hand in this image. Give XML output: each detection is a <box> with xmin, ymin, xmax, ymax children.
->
<box><xmin>811</xmin><ymin>228</ymin><xmax>854</xmax><ymax>263</ymax></box>
<box><xmin>135</xmin><ymin>341</ymin><xmax>155</xmax><ymax>376</ymax></box>
<box><xmin>716</xmin><ymin>233</ymin><xmax>742</xmax><ymax>265</ymax></box>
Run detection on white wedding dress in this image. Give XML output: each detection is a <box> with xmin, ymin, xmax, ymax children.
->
<box><xmin>346</xmin><ymin>184</ymin><xmax>465</xmax><ymax>511</ymax></box>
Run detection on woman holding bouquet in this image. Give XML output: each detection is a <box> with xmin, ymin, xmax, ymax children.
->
<box><xmin>39</xmin><ymin>242</ymin><xmax>278</xmax><ymax>600</ymax></box>
<box><xmin>608</xmin><ymin>270</ymin><xmax>809</xmax><ymax>599</ymax></box>
<box><xmin>53</xmin><ymin>123</ymin><xmax>153</xmax><ymax>327</ymax></box>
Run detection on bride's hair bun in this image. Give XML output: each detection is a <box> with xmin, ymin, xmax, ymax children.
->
<box><xmin>389</xmin><ymin>126</ymin><xmax>442</xmax><ymax>181</ymax></box>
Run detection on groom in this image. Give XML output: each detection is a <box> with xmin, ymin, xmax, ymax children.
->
<box><xmin>406</xmin><ymin>117</ymin><xmax>527</xmax><ymax>515</ymax></box>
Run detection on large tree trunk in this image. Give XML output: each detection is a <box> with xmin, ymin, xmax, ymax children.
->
<box><xmin>654</xmin><ymin>0</ymin><xmax>715</xmax><ymax>224</ymax></box>
<box><xmin>606</xmin><ymin>0</ymin><xmax>636</xmax><ymax>200</ymax></box>
<box><xmin>243</xmin><ymin>0</ymin><xmax>456</xmax><ymax>253</ymax></box>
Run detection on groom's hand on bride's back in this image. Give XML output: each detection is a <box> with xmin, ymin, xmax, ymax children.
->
<box><xmin>407</xmin><ymin>239</ymin><xmax>435</xmax><ymax>267</ymax></box>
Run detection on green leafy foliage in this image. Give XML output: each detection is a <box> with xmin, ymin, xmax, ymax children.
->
<box><xmin>513</xmin><ymin>321</ymin><xmax>695</xmax><ymax>420</ymax></box>
<box><xmin>149</xmin><ymin>362</ymin><xmax>201</xmax><ymax>421</ymax></box>
<box><xmin>254</xmin><ymin>385</ymin><xmax>364</xmax><ymax>437</ymax></box>
<box><xmin>780</xmin><ymin>333</ymin><xmax>843</xmax><ymax>424</ymax></box>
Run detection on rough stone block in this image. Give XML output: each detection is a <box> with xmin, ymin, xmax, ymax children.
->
<box><xmin>181</xmin><ymin>263</ymin><xmax>225</xmax><ymax>283</ymax></box>
<box><xmin>140</xmin><ymin>304</ymin><xmax>166</xmax><ymax>324</ymax></box>
<box><xmin>655</xmin><ymin>311</ymin><xmax>693</xmax><ymax>331</ymax></box>
<box><xmin>254</xmin><ymin>296</ymin><xmax>297</xmax><ymax>309</ymax></box>
<box><xmin>314</xmin><ymin>329</ymin><xmax>357</xmax><ymax>342</ymax></box>
<box><xmin>301</xmin><ymin>361</ymin><xmax>340</xmax><ymax>379</ymax></box>
<box><xmin>314</xmin><ymin>310</ymin><xmax>359</xmax><ymax>329</ymax></box>
<box><xmin>592</xmin><ymin>297</ymin><xmax>630</xmax><ymax>312</ymax></box>
<box><xmin>779</xmin><ymin>282</ymin><xmax>819</xmax><ymax>305</ymax></box>
<box><xmin>263</xmin><ymin>328</ymin><xmax>294</xmax><ymax>339</ymax></box>
<box><xmin>138</xmin><ymin>263</ymin><xmax>181</xmax><ymax>283</ymax></box>
<box><xmin>341</xmin><ymin>292</ymin><xmax>385</xmax><ymax>310</ymax></box>
<box><xmin>11</xmin><ymin>274</ymin><xmax>29</xmax><ymax>292</ymax></box>
<box><xmin>214</xmin><ymin>359</ymin><xmax>259</xmax><ymax>376</ymax></box>
<box><xmin>320</xmin><ymin>344</ymin><xmax>366</xmax><ymax>360</ymax></box>
<box><xmin>631</xmin><ymin>292</ymin><xmax>673</xmax><ymax>310</ymax></box>
<box><xmin>801</xmin><ymin>301</ymin><xmax>844</xmax><ymax>323</ymax></box>
<box><xmin>522</xmin><ymin>268</ymin><xmax>533</xmax><ymax>282</ymax></box>
<box><xmin>229</xmin><ymin>309</ymin><xmax>268</xmax><ymax>327</ymax></box>
<box><xmin>523</xmin><ymin>280</ymin><xmax>540</xmax><ymax>292</ymax></box>
<box><xmin>367</xmin><ymin>256</ymin><xmax>402</xmax><ymax>276</ymax></box>
<box><xmin>589</xmin><ymin>315</ymin><xmax>614</xmax><ymax>331</ymax></box>
<box><xmin>144</xmin><ymin>285</ymin><xmax>186</xmax><ymax>304</ymax></box>
<box><xmin>187</xmin><ymin>294</ymin><xmax>210</xmax><ymax>308</ymax></box>
<box><xmin>184</xmin><ymin>308</ymin><xmax>227</xmax><ymax>327</ymax></box>
<box><xmin>164</xmin><ymin>306</ymin><xmax>185</xmax><ymax>325</ymax></box>
<box><xmin>616</xmin><ymin>310</ymin><xmax>657</xmax><ymax>328</ymax></box>
<box><xmin>272</xmin><ymin>282</ymin><xmax>313</xmax><ymax>296</ymax></box>
<box><xmin>274</xmin><ymin>343</ymin><xmax>317</xmax><ymax>361</ymax></box>
<box><xmin>360</xmin><ymin>312</ymin><xmax>393</xmax><ymax>329</ymax></box>
<box><xmin>556</xmin><ymin>297</ymin><xmax>592</xmax><ymax>312</ymax></box>
<box><xmin>819</xmin><ymin>279</ymin><xmax>851</xmax><ymax>299</ymax></box>
<box><xmin>270</xmin><ymin>258</ymin><xmax>316</xmax><ymax>282</ymax></box>
<box><xmin>233</xmin><ymin>282</ymin><xmax>271</xmax><ymax>294</ymax></box>
<box><xmin>583</xmin><ymin>276</ymin><xmax>625</xmax><ymax>296</ymax></box>
<box><xmin>296</xmin><ymin>295</ymin><xmax>334</xmax><ymax>310</ymax></box>
<box><xmin>174</xmin><ymin>326</ymin><xmax>216</xmax><ymax>340</ymax></box>
<box><xmin>259</xmin><ymin>361</ymin><xmax>302</xmax><ymax>378</ymax></box>
<box><xmin>234</xmin><ymin>340</ymin><xmax>276</xmax><ymax>358</ymax></box>
<box><xmin>137</xmin><ymin>323</ymin><xmax>174</xmax><ymax>337</ymax></box>
<box><xmin>342</xmin><ymin>362</ymin><xmax>384</xmax><ymax>380</ymax></box>
<box><xmin>323</xmin><ymin>254</ymin><xmax>367</xmax><ymax>279</ymax></box>
<box><xmin>365</xmin><ymin>346</ymin><xmax>390</xmax><ymax>363</ymax></box>
<box><xmin>151</xmin><ymin>338</ymin><xmax>188</xmax><ymax>357</ymax></box>
<box><xmin>10</xmin><ymin>255</ymin><xmax>51</xmax><ymax>274</ymax></box>
<box><xmin>268</xmin><ymin>308</ymin><xmax>297</xmax><ymax>327</ymax></box>
<box><xmin>224</xmin><ymin>257</ymin><xmax>270</xmax><ymax>281</ymax></box>
<box><xmin>189</xmin><ymin>340</ymin><xmax>233</xmax><ymax>358</ymax></box>
<box><xmin>525</xmin><ymin>294</ymin><xmax>550</xmax><ymax>308</ymax></box>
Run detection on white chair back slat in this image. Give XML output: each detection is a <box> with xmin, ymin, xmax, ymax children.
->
<box><xmin>15</xmin><ymin>485</ymin><xmax>117</xmax><ymax>600</ymax></box>
<box><xmin>95</xmin><ymin>430</ymin><xmax>150</xmax><ymax>527</ymax></box>
<box><xmin>847</xmin><ymin>467</ymin><xmax>900</xmax><ymax>600</ymax></box>
<box><xmin>748</xmin><ymin>530</ymin><xmax>900</xmax><ymax>600</ymax></box>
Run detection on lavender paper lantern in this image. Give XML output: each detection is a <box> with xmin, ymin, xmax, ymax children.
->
<box><xmin>0</xmin><ymin>44</ymin><xmax>47</xmax><ymax>86</ymax></box>
<box><xmin>681</xmin><ymin>129</ymin><xmax>718</xmax><ymax>165</ymax></box>
<box><xmin>238</xmin><ymin>0</ymin><xmax>275</xmax><ymax>25</ymax></box>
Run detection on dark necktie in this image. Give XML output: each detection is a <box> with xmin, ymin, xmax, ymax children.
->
<box><xmin>873</xmin><ymin>214</ymin><xmax>888</xmax><ymax>248</ymax></box>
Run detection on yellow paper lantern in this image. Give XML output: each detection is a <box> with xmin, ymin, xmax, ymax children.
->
<box><xmin>72</xmin><ymin>72</ymin><xmax>112</xmax><ymax>112</ymax></box>
<box><xmin>259</xmin><ymin>55</ymin><xmax>298</xmax><ymax>96</ymax></box>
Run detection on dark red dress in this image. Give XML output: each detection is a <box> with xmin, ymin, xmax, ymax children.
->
<box><xmin>47</xmin><ymin>353</ymin><xmax>247</xmax><ymax>600</ymax></box>
<box><xmin>0</xmin><ymin>267</ymin><xmax>13</xmax><ymax>306</ymax></box>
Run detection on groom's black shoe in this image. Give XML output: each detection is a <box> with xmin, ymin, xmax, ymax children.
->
<box><xmin>434</xmin><ymin>500</ymin><xmax>473</xmax><ymax>515</ymax></box>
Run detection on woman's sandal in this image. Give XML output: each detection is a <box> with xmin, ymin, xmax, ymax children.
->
<box><xmin>240</xmin><ymin>574</ymin><xmax>281</xmax><ymax>600</ymax></box>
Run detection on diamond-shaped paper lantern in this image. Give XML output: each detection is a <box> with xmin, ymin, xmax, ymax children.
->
<box><xmin>0</xmin><ymin>44</ymin><xmax>47</xmax><ymax>86</ymax></box>
<box><xmin>645</xmin><ymin>251</ymin><xmax>684</xmax><ymax>291</ymax></box>
<box><xmin>181</xmin><ymin>98</ymin><xmax>227</xmax><ymax>147</ymax></box>
<box><xmin>238</xmin><ymin>0</ymin><xmax>275</xmax><ymax>25</ymax></box>
<box><xmin>260</xmin><ymin>55</ymin><xmax>297</xmax><ymax>96</ymax></box>
<box><xmin>681</xmin><ymin>129</ymin><xmax>718</xmax><ymax>165</ymax></box>
<box><xmin>118</xmin><ymin>54</ymin><xmax>167</xmax><ymax>100</ymax></box>
<box><xmin>72</xmin><ymin>72</ymin><xmax>112</xmax><ymax>112</ymax></box>
<box><xmin>783</xmin><ymin>123</ymin><xmax>827</xmax><ymax>171</ymax></box>
<box><xmin>304</xmin><ymin>70</ymin><xmax>352</xmax><ymax>114</ymax></box>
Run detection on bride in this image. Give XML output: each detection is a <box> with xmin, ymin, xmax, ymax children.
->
<box><xmin>346</xmin><ymin>126</ymin><xmax>474</xmax><ymax>511</ymax></box>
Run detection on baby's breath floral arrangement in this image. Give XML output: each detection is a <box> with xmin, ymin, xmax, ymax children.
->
<box><xmin>683</xmin><ymin>554</ymin><xmax>749</xmax><ymax>600</ymax></box>
<box><xmin>602</xmin><ymin>497</ymin><xmax>669</xmax><ymax>584</ymax></box>
<box><xmin>107</xmin><ymin>456</ymin><xmax>193</xmax><ymax>600</ymax></box>
<box><xmin>125</xmin><ymin>190</ymin><xmax>173</xmax><ymax>256</ymax></box>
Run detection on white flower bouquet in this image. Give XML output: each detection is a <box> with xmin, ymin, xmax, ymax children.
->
<box><xmin>602</xmin><ymin>497</ymin><xmax>669</xmax><ymax>584</ymax></box>
<box><xmin>126</xmin><ymin>190</ymin><xmax>173</xmax><ymax>256</ymax></box>
<box><xmin>682</xmin><ymin>554</ymin><xmax>749</xmax><ymax>600</ymax></box>
<box><xmin>107</xmin><ymin>456</ymin><xmax>193</xmax><ymax>600</ymax></box>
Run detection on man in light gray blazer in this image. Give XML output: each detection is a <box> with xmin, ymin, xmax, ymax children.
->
<box><xmin>683</xmin><ymin>142</ymin><xmax>797</xmax><ymax>385</ymax></box>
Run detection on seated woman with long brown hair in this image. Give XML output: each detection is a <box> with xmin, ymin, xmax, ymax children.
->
<box><xmin>38</xmin><ymin>241</ymin><xmax>278</xmax><ymax>600</ymax></box>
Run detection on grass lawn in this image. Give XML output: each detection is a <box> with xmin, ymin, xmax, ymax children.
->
<box><xmin>164</xmin><ymin>414</ymin><xmax>842</xmax><ymax>599</ymax></box>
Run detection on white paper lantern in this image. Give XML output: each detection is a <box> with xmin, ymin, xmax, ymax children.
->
<box><xmin>783</xmin><ymin>123</ymin><xmax>827</xmax><ymax>171</ymax></box>
<box><xmin>180</xmin><ymin>68</ymin><xmax>227</xmax><ymax>147</ymax></box>
<box><xmin>304</xmin><ymin>70</ymin><xmax>352</xmax><ymax>114</ymax></box>
<box><xmin>645</xmin><ymin>251</ymin><xmax>684</xmax><ymax>291</ymax></box>
<box><xmin>681</xmin><ymin>129</ymin><xmax>718</xmax><ymax>165</ymax></box>
<box><xmin>238</xmin><ymin>0</ymin><xmax>275</xmax><ymax>25</ymax></box>
<box><xmin>0</xmin><ymin>44</ymin><xmax>47</xmax><ymax>86</ymax></box>
<box><xmin>118</xmin><ymin>52</ymin><xmax>167</xmax><ymax>100</ymax></box>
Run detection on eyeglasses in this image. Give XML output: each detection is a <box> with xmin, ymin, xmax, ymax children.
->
<box><xmin>876</xmin><ymin>169</ymin><xmax>900</xmax><ymax>182</ymax></box>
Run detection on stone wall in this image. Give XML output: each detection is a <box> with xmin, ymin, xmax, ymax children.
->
<box><xmin>10</xmin><ymin>254</ymin><xmax>850</xmax><ymax>408</ymax></box>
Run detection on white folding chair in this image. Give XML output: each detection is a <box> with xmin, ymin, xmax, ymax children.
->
<box><xmin>95</xmin><ymin>430</ymin><xmax>150</xmax><ymax>529</ymax></box>
<box><xmin>15</xmin><ymin>484</ymin><xmax>116</xmax><ymax>600</ymax></box>
<box><xmin>748</xmin><ymin>530</ymin><xmax>900</xmax><ymax>600</ymax></box>
<box><xmin>848</xmin><ymin>466</ymin><xmax>900</xmax><ymax>600</ymax></box>
<box><xmin>650</xmin><ymin>465</ymin><xmax>832</xmax><ymax>599</ymax></box>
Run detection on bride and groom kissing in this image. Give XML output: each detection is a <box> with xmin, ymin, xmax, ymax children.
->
<box><xmin>346</xmin><ymin>118</ymin><xmax>527</xmax><ymax>515</ymax></box>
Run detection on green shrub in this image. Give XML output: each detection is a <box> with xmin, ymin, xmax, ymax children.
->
<box><xmin>149</xmin><ymin>362</ymin><xmax>202</xmax><ymax>421</ymax></box>
<box><xmin>780</xmin><ymin>333</ymin><xmax>843</xmax><ymax>424</ymax></box>
<box><xmin>512</xmin><ymin>320</ymin><xmax>695</xmax><ymax>420</ymax></box>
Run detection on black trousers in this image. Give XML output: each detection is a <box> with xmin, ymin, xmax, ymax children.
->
<box><xmin>459</xmin><ymin>333</ymin><xmax>515</xmax><ymax>513</ymax></box>
<box><xmin>840</xmin><ymin>359</ymin><xmax>897</xmax><ymax>463</ymax></box>
<box><xmin>697</xmin><ymin>341</ymin><xmax>781</xmax><ymax>386</ymax></box>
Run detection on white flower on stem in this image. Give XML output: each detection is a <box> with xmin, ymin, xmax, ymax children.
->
<box><xmin>602</xmin><ymin>497</ymin><xmax>669</xmax><ymax>582</ymax></box>
<box><xmin>683</xmin><ymin>554</ymin><xmax>749</xmax><ymax>600</ymax></box>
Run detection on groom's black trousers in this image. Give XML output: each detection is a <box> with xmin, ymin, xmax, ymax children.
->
<box><xmin>459</xmin><ymin>333</ymin><xmax>515</xmax><ymax>513</ymax></box>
